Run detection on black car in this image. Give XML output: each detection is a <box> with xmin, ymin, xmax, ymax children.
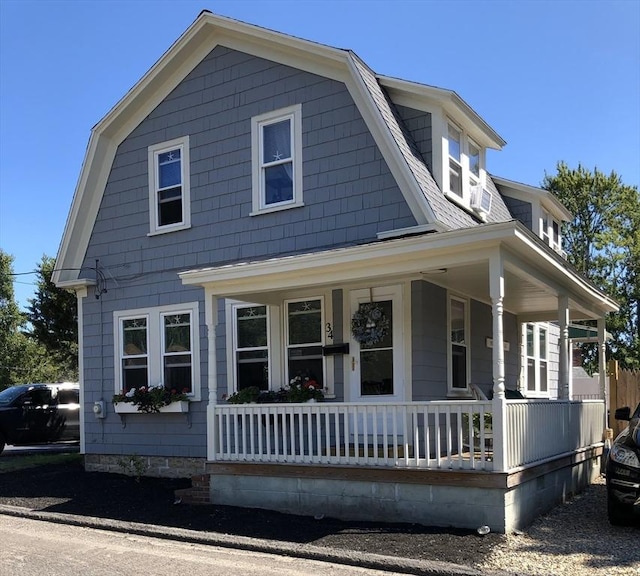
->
<box><xmin>0</xmin><ymin>383</ymin><xmax>80</xmax><ymax>454</ymax></box>
<box><xmin>606</xmin><ymin>402</ymin><xmax>640</xmax><ymax>525</ymax></box>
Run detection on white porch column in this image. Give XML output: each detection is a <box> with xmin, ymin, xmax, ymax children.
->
<box><xmin>558</xmin><ymin>294</ymin><xmax>570</xmax><ymax>399</ymax></box>
<box><xmin>205</xmin><ymin>290</ymin><xmax>219</xmax><ymax>461</ymax></box>
<box><xmin>490</xmin><ymin>252</ymin><xmax>507</xmax><ymax>472</ymax></box>
<box><xmin>598</xmin><ymin>317</ymin><xmax>607</xmax><ymax>426</ymax></box>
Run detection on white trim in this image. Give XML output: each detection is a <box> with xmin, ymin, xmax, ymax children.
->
<box><xmin>378</xmin><ymin>75</ymin><xmax>506</xmax><ymax>150</ymax></box>
<box><xmin>147</xmin><ymin>136</ymin><xmax>191</xmax><ymax>234</ymax></box>
<box><xmin>251</xmin><ymin>104</ymin><xmax>303</xmax><ymax>215</ymax></box>
<box><xmin>284</xmin><ymin>296</ymin><xmax>326</xmax><ymax>390</ymax></box>
<box><xmin>226</xmin><ymin>301</ymin><xmax>272</xmax><ymax>394</ymax></box>
<box><xmin>180</xmin><ymin>221</ymin><xmax>618</xmax><ymax>319</ymax></box>
<box><xmin>491</xmin><ymin>175</ymin><xmax>572</xmax><ymax>222</ymax></box>
<box><xmin>113</xmin><ymin>302</ymin><xmax>200</xmax><ymax>401</ymax></box>
<box><xmin>522</xmin><ymin>322</ymin><xmax>550</xmax><ymax>398</ymax></box>
<box><xmin>443</xmin><ymin>119</ymin><xmax>487</xmax><ymax>213</ymax></box>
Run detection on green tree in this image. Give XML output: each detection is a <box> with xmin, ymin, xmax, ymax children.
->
<box><xmin>0</xmin><ymin>251</ymin><xmax>64</xmax><ymax>388</ymax></box>
<box><xmin>542</xmin><ymin>162</ymin><xmax>640</xmax><ymax>370</ymax></box>
<box><xmin>26</xmin><ymin>255</ymin><xmax>78</xmax><ymax>381</ymax></box>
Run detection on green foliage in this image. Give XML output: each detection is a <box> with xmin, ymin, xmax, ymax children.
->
<box><xmin>113</xmin><ymin>385</ymin><xmax>188</xmax><ymax>413</ymax></box>
<box><xmin>0</xmin><ymin>251</ymin><xmax>55</xmax><ymax>388</ymax></box>
<box><xmin>26</xmin><ymin>255</ymin><xmax>78</xmax><ymax>380</ymax></box>
<box><xmin>543</xmin><ymin>162</ymin><xmax>640</xmax><ymax>370</ymax></box>
<box><xmin>225</xmin><ymin>377</ymin><xmax>324</xmax><ymax>404</ymax></box>
<box><xmin>116</xmin><ymin>454</ymin><xmax>147</xmax><ymax>481</ymax></box>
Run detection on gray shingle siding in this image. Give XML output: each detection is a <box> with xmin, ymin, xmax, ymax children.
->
<box><xmin>410</xmin><ymin>280</ymin><xmax>520</xmax><ymax>401</ymax></box>
<box><xmin>501</xmin><ymin>194</ymin><xmax>533</xmax><ymax>231</ymax></box>
<box><xmin>395</xmin><ymin>105</ymin><xmax>432</xmax><ymax>172</ymax></box>
<box><xmin>80</xmin><ymin>46</ymin><xmax>423</xmax><ymax>458</ymax></box>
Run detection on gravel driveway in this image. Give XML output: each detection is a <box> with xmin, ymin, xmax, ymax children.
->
<box><xmin>0</xmin><ymin>455</ymin><xmax>637</xmax><ymax>575</ymax></box>
<box><xmin>477</xmin><ymin>476</ymin><xmax>639</xmax><ymax>576</ymax></box>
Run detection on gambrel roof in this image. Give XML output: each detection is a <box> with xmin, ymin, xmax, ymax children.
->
<box><xmin>54</xmin><ymin>10</ymin><xmax>509</xmax><ymax>288</ymax></box>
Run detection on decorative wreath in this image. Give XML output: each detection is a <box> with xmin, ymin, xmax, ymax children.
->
<box><xmin>351</xmin><ymin>302</ymin><xmax>389</xmax><ymax>347</ymax></box>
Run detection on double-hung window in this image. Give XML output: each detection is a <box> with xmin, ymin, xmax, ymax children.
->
<box><xmin>524</xmin><ymin>323</ymin><xmax>548</xmax><ymax>396</ymax></box>
<box><xmin>445</xmin><ymin>122</ymin><xmax>487</xmax><ymax>214</ymax></box>
<box><xmin>114</xmin><ymin>303</ymin><xmax>199</xmax><ymax>398</ymax></box>
<box><xmin>286</xmin><ymin>298</ymin><xmax>324</xmax><ymax>387</ymax></box>
<box><xmin>148</xmin><ymin>136</ymin><xmax>191</xmax><ymax>234</ymax></box>
<box><xmin>251</xmin><ymin>104</ymin><xmax>303</xmax><ymax>214</ymax></box>
<box><xmin>448</xmin><ymin>295</ymin><xmax>470</xmax><ymax>393</ymax></box>
<box><xmin>233</xmin><ymin>305</ymin><xmax>270</xmax><ymax>391</ymax></box>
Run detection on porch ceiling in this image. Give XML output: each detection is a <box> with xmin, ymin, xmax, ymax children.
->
<box><xmin>179</xmin><ymin>221</ymin><xmax>618</xmax><ymax>320</ymax></box>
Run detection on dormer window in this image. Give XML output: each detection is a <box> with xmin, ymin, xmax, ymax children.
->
<box><xmin>469</xmin><ymin>141</ymin><xmax>480</xmax><ymax>183</ymax></box>
<box><xmin>541</xmin><ymin>209</ymin><xmax>561</xmax><ymax>252</ymax></box>
<box><xmin>448</xmin><ymin>124</ymin><xmax>463</xmax><ymax>198</ymax></box>
<box><xmin>445</xmin><ymin>122</ymin><xmax>488</xmax><ymax>216</ymax></box>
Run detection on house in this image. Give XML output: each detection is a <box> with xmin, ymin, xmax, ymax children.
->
<box><xmin>53</xmin><ymin>11</ymin><xmax>618</xmax><ymax>532</ymax></box>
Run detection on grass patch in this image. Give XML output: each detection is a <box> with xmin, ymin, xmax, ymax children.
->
<box><xmin>0</xmin><ymin>452</ymin><xmax>82</xmax><ymax>473</ymax></box>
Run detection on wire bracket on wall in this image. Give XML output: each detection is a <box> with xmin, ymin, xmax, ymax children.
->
<box><xmin>94</xmin><ymin>259</ymin><xmax>108</xmax><ymax>300</ymax></box>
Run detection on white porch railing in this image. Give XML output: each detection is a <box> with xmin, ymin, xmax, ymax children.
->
<box><xmin>505</xmin><ymin>399</ymin><xmax>604</xmax><ymax>470</ymax></box>
<box><xmin>212</xmin><ymin>400</ymin><xmax>605</xmax><ymax>473</ymax></box>
<box><xmin>213</xmin><ymin>401</ymin><xmax>495</xmax><ymax>471</ymax></box>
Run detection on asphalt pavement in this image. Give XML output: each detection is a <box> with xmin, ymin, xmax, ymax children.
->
<box><xmin>0</xmin><ymin>503</ymin><xmax>499</xmax><ymax>576</ymax></box>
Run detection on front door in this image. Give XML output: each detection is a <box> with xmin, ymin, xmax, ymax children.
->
<box><xmin>349</xmin><ymin>285</ymin><xmax>404</xmax><ymax>402</ymax></box>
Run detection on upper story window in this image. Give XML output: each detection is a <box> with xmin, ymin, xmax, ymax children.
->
<box><xmin>251</xmin><ymin>104</ymin><xmax>303</xmax><ymax>215</ymax></box>
<box><xmin>148</xmin><ymin>136</ymin><xmax>191</xmax><ymax>235</ymax></box>
<box><xmin>540</xmin><ymin>209</ymin><xmax>562</xmax><ymax>252</ymax></box>
<box><xmin>114</xmin><ymin>302</ymin><xmax>200</xmax><ymax>399</ymax></box>
<box><xmin>448</xmin><ymin>124</ymin><xmax>463</xmax><ymax>198</ymax></box>
<box><xmin>445</xmin><ymin>122</ymin><xmax>488</xmax><ymax>216</ymax></box>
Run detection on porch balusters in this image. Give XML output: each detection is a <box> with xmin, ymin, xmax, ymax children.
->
<box><xmin>213</xmin><ymin>401</ymin><xmax>496</xmax><ymax>471</ymax></box>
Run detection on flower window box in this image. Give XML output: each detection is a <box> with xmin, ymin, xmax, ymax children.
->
<box><xmin>113</xmin><ymin>400</ymin><xmax>190</xmax><ymax>414</ymax></box>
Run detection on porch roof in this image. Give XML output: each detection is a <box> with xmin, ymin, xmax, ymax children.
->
<box><xmin>179</xmin><ymin>221</ymin><xmax>618</xmax><ymax>322</ymax></box>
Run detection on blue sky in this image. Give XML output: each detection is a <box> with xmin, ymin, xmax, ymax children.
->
<box><xmin>1</xmin><ymin>0</ymin><xmax>638</xmax><ymax>310</ymax></box>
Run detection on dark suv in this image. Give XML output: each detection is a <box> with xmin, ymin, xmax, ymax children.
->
<box><xmin>606</xmin><ymin>402</ymin><xmax>640</xmax><ymax>525</ymax></box>
<box><xmin>0</xmin><ymin>383</ymin><xmax>80</xmax><ymax>454</ymax></box>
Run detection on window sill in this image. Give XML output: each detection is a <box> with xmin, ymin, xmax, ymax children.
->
<box><xmin>113</xmin><ymin>400</ymin><xmax>190</xmax><ymax>414</ymax></box>
<box><xmin>147</xmin><ymin>223</ymin><xmax>191</xmax><ymax>237</ymax></box>
<box><xmin>250</xmin><ymin>201</ymin><xmax>304</xmax><ymax>217</ymax></box>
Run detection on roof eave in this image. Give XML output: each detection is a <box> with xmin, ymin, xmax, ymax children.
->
<box><xmin>378</xmin><ymin>75</ymin><xmax>506</xmax><ymax>150</ymax></box>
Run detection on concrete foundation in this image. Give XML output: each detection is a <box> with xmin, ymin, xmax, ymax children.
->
<box><xmin>207</xmin><ymin>449</ymin><xmax>602</xmax><ymax>533</ymax></box>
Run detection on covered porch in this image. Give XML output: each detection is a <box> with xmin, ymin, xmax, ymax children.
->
<box><xmin>179</xmin><ymin>221</ymin><xmax>617</xmax><ymax>531</ymax></box>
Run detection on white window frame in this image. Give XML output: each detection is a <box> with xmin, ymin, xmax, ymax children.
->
<box><xmin>251</xmin><ymin>104</ymin><xmax>303</xmax><ymax>215</ymax></box>
<box><xmin>148</xmin><ymin>136</ymin><xmax>191</xmax><ymax>235</ymax></box>
<box><xmin>225</xmin><ymin>293</ymin><xmax>335</xmax><ymax>397</ymax></box>
<box><xmin>284</xmin><ymin>296</ymin><xmax>326</xmax><ymax>388</ymax></box>
<box><xmin>113</xmin><ymin>302</ymin><xmax>200</xmax><ymax>400</ymax></box>
<box><xmin>523</xmin><ymin>323</ymin><xmax>549</xmax><ymax>397</ymax></box>
<box><xmin>540</xmin><ymin>209</ymin><xmax>562</xmax><ymax>252</ymax></box>
<box><xmin>227</xmin><ymin>302</ymin><xmax>273</xmax><ymax>393</ymax></box>
<box><xmin>444</xmin><ymin>120</ymin><xmax>486</xmax><ymax>210</ymax></box>
<box><xmin>447</xmin><ymin>294</ymin><xmax>471</xmax><ymax>396</ymax></box>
